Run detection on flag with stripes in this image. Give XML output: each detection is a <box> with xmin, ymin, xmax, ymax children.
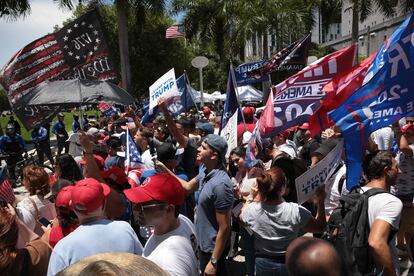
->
<box><xmin>0</xmin><ymin>9</ymin><xmax>118</xmax><ymax>129</ymax></box>
<box><xmin>166</xmin><ymin>25</ymin><xmax>185</xmax><ymax>39</ymax></box>
<box><xmin>125</xmin><ymin>128</ymin><xmax>143</xmax><ymax>174</ymax></box>
<box><xmin>0</xmin><ymin>166</ymin><xmax>15</xmax><ymax>204</ymax></box>
<box><xmin>249</xmin><ymin>34</ymin><xmax>311</xmax><ymax>78</ymax></box>
<box><xmin>259</xmin><ymin>44</ymin><xmax>356</xmax><ymax>137</ymax></box>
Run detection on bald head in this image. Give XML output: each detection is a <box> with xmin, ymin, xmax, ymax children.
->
<box><xmin>286</xmin><ymin>237</ymin><xmax>345</xmax><ymax>276</ymax></box>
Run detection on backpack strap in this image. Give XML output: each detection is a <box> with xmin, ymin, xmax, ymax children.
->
<box><xmin>362</xmin><ymin>187</ymin><xmax>388</xmax><ymax>198</ymax></box>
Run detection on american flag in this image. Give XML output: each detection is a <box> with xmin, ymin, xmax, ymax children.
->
<box><xmin>0</xmin><ymin>167</ymin><xmax>15</xmax><ymax>204</ymax></box>
<box><xmin>125</xmin><ymin>128</ymin><xmax>143</xmax><ymax>173</ymax></box>
<box><xmin>249</xmin><ymin>34</ymin><xmax>311</xmax><ymax>78</ymax></box>
<box><xmin>0</xmin><ymin>10</ymin><xmax>118</xmax><ymax>129</ymax></box>
<box><xmin>166</xmin><ymin>25</ymin><xmax>185</xmax><ymax>39</ymax></box>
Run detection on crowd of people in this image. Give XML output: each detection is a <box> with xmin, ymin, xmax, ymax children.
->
<box><xmin>0</xmin><ymin>99</ymin><xmax>412</xmax><ymax>276</ymax></box>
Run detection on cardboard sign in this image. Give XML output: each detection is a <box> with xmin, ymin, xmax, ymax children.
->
<box><xmin>220</xmin><ymin>111</ymin><xmax>238</xmax><ymax>158</ymax></box>
<box><xmin>149</xmin><ymin>68</ymin><xmax>179</xmax><ymax>110</ymax></box>
<box><xmin>296</xmin><ymin>139</ymin><xmax>343</xmax><ymax>204</ymax></box>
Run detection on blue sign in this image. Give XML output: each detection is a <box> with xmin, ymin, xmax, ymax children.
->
<box><xmin>235</xmin><ymin>60</ymin><xmax>270</xmax><ymax>86</ymax></box>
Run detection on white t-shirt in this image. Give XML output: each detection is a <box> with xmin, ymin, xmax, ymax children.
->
<box><xmin>47</xmin><ymin>219</ymin><xmax>143</xmax><ymax>276</ymax></box>
<box><xmin>324</xmin><ymin>165</ymin><xmax>348</xmax><ymax>216</ymax></box>
<box><xmin>143</xmin><ymin>215</ymin><xmax>198</xmax><ymax>276</ymax></box>
<box><xmin>66</xmin><ymin>132</ymin><xmax>83</xmax><ymax>157</ymax></box>
<box><xmin>17</xmin><ymin>195</ymin><xmax>57</xmax><ymax>225</ymax></box>
<box><xmin>371</xmin><ymin>127</ymin><xmax>394</xmax><ymax>151</ymax></box>
<box><xmin>141</xmin><ymin>149</ymin><xmax>155</xmax><ymax>171</ymax></box>
<box><xmin>360</xmin><ymin>187</ymin><xmax>402</xmax><ymax>275</ymax></box>
<box><xmin>278</xmin><ymin>143</ymin><xmax>297</xmax><ymax>158</ymax></box>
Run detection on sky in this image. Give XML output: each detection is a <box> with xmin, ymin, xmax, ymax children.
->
<box><xmin>0</xmin><ymin>0</ymin><xmax>73</xmax><ymax>67</ymax></box>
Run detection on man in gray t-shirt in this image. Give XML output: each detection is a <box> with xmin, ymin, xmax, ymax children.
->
<box><xmin>162</xmin><ymin>134</ymin><xmax>233</xmax><ymax>276</ymax></box>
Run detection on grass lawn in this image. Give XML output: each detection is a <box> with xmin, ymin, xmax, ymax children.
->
<box><xmin>0</xmin><ymin>110</ymin><xmax>102</xmax><ymax>143</ymax></box>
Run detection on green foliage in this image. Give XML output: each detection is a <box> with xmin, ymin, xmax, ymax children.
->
<box><xmin>0</xmin><ymin>89</ymin><xmax>11</xmax><ymax>111</ymax></box>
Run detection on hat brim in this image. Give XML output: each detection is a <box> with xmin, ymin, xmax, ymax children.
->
<box><xmin>124</xmin><ymin>187</ymin><xmax>154</xmax><ymax>204</ymax></box>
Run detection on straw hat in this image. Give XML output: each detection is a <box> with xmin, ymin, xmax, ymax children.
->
<box><xmin>57</xmin><ymin>252</ymin><xmax>167</xmax><ymax>276</ymax></box>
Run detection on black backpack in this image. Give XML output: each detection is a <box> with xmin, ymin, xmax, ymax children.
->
<box><xmin>323</xmin><ymin>187</ymin><xmax>387</xmax><ymax>276</ymax></box>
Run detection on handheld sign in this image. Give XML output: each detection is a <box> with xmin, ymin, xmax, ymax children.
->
<box><xmin>149</xmin><ymin>68</ymin><xmax>179</xmax><ymax>110</ymax></box>
<box><xmin>220</xmin><ymin>111</ymin><xmax>238</xmax><ymax>158</ymax></box>
<box><xmin>296</xmin><ymin>139</ymin><xmax>343</xmax><ymax>204</ymax></box>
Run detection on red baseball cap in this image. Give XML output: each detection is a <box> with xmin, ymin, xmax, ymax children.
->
<box><xmin>203</xmin><ymin>107</ymin><xmax>211</xmax><ymax>115</ymax></box>
<box><xmin>243</xmin><ymin>107</ymin><xmax>255</xmax><ymax>116</ymax></box>
<box><xmin>101</xmin><ymin>166</ymin><xmax>127</xmax><ymax>185</ymax></box>
<box><xmin>298</xmin><ymin>123</ymin><xmax>310</xmax><ymax>130</ymax></box>
<box><xmin>56</xmin><ymin>186</ymin><xmax>74</xmax><ymax>208</ymax></box>
<box><xmin>80</xmin><ymin>154</ymin><xmax>105</xmax><ymax>169</ymax></box>
<box><xmin>124</xmin><ymin>173</ymin><xmax>184</xmax><ymax>206</ymax></box>
<box><xmin>402</xmin><ymin>124</ymin><xmax>414</xmax><ymax>135</ymax></box>
<box><xmin>71</xmin><ymin>178</ymin><xmax>111</xmax><ymax>214</ymax></box>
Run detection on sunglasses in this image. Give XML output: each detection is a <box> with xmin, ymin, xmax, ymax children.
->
<box><xmin>406</xmin><ymin>120</ymin><xmax>414</xmax><ymax>124</ymax></box>
<box><xmin>134</xmin><ymin>203</ymin><xmax>167</xmax><ymax>213</ymax></box>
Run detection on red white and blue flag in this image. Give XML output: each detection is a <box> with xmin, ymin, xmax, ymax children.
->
<box><xmin>166</xmin><ymin>25</ymin><xmax>185</xmax><ymax>39</ymax></box>
<box><xmin>0</xmin><ymin>10</ymin><xmax>117</xmax><ymax>129</ymax></box>
<box><xmin>259</xmin><ymin>44</ymin><xmax>356</xmax><ymax>137</ymax></box>
<box><xmin>329</xmin><ymin>12</ymin><xmax>414</xmax><ymax>189</ymax></box>
<box><xmin>125</xmin><ymin>128</ymin><xmax>143</xmax><ymax>174</ymax></box>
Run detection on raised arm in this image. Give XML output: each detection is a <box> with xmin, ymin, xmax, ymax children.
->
<box><xmin>157</xmin><ymin>98</ymin><xmax>188</xmax><ymax>148</ymax></box>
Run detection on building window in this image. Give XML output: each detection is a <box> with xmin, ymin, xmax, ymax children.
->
<box><xmin>361</xmin><ymin>41</ymin><xmax>364</xmax><ymax>46</ymax></box>
<box><xmin>335</xmin><ymin>34</ymin><xmax>337</xmax><ymax>39</ymax></box>
<box><xmin>330</xmin><ymin>34</ymin><xmax>333</xmax><ymax>40</ymax></box>
<box><xmin>384</xmin><ymin>35</ymin><xmax>387</xmax><ymax>41</ymax></box>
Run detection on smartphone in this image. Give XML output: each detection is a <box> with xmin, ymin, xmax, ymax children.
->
<box><xmin>38</xmin><ymin>217</ymin><xmax>51</xmax><ymax>227</ymax></box>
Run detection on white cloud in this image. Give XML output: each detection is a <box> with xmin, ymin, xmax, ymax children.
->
<box><xmin>0</xmin><ymin>0</ymin><xmax>73</xmax><ymax>66</ymax></box>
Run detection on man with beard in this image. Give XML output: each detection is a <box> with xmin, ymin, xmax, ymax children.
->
<box><xmin>362</xmin><ymin>151</ymin><xmax>403</xmax><ymax>276</ymax></box>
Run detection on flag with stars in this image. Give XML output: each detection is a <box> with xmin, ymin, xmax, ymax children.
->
<box><xmin>0</xmin><ymin>9</ymin><xmax>118</xmax><ymax>129</ymax></box>
<box><xmin>125</xmin><ymin>128</ymin><xmax>143</xmax><ymax>173</ymax></box>
<box><xmin>329</xmin><ymin>12</ymin><xmax>414</xmax><ymax>189</ymax></box>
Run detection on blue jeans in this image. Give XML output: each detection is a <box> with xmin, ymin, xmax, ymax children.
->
<box><xmin>255</xmin><ymin>257</ymin><xmax>288</xmax><ymax>276</ymax></box>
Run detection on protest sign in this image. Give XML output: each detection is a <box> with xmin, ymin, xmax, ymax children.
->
<box><xmin>149</xmin><ymin>68</ymin><xmax>179</xmax><ymax>110</ymax></box>
<box><xmin>259</xmin><ymin>45</ymin><xmax>356</xmax><ymax>137</ymax></box>
<box><xmin>98</xmin><ymin>101</ymin><xmax>117</xmax><ymax>117</ymax></box>
<box><xmin>296</xmin><ymin>139</ymin><xmax>343</xmax><ymax>204</ymax></box>
<box><xmin>235</xmin><ymin>60</ymin><xmax>270</xmax><ymax>86</ymax></box>
<box><xmin>220</xmin><ymin>111</ymin><xmax>238</xmax><ymax>158</ymax></box>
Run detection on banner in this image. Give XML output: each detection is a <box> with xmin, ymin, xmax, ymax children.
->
<box><xmin>235</xmin><ymin>60</ymin><xmax>270</xmax><ymax>86</ymax></box>
<box><xmin>98</xmin><ymin>101</ymin><xmax>117</xmax><ymax>117</ymax></box>
<box><xmin>220</xmin><ymin>65</ymin><xmax>243</xmax><ymax>133</ymax></box>
<box><xmin>141</xmin><ymin>73</ymin><xmax>195</xmax><ymax>124</ymax></box>
<box><xmin>259</xmin><ymin>44</ymin><xmax>356</xmax><ymax>137</ymax></box>
<box><xmin>296</xmin><ymin>139</ymin><xmax>343</xmax><ymax>204</ymax></box>
<box><xmin>149</xmin><ymin>68</ymin><xmax>179</xmax><ymax>110</ymax></box>
<box><xmin>0</xmin><ymin>10</ymin><xmax>118</xmax><ymax>129</ymax></box>
<box><xmin>249</xmin><ymin>34</ymin><xmax>311</xmax><ymax>78</ymax></box>
<box><xmin>220</xmin><ymin>111</ymin><xmax>238</xmax><ymax>158</ymax></box>
<box><xmin>309</xmin><ymin>53</ymin><xmax>376</xmax><ymax>137</ymax></box>
<box><xmin>329</xmin><ymin>12</ymin><xmax>414</xmax><ymax>189</ymax></box>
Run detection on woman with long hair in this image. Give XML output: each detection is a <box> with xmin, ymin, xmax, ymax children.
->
<box><xmin>0</xmin><ymin>205</ymin><xmax>52</xmax><ymax>276</ymax></box>
<box><xmin>241</xmin><ymin>167</ymin><xmax>326</xmax><ymax>276</ymax></box>
<box><xmin>54</xmin><ymin>154</ymin><xmax>83</xmax><ymax>182</ymax></box>
<box><xmin>17</xmin><ymin>166</ymin><xmax>57</xmax><ymax>235</ymax></box>
<box><xmin>229</xmin><ymin>145</ymin><xmax>264</xmax><ymax>276</ymax></box>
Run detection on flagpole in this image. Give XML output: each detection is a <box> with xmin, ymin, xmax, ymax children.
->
<box><xmin>185</xmin><ymin>71</ymin><xmax>199</xmax><ymax>112</ymax></box>
<box><xmin>230</xmin><ymin>64</ymin><xmax>247</xmax><ymax>132</ymax></box>
<box><xmin>125</xmin><ymin>127</ymin><xmax>130</xmax><ymax>174</ymax></box>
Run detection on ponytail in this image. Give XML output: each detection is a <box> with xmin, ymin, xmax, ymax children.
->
<box><xmin>256</xmin><ymin>167</ymin><xmax>286</xmax><ymax>200</ymax></box>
